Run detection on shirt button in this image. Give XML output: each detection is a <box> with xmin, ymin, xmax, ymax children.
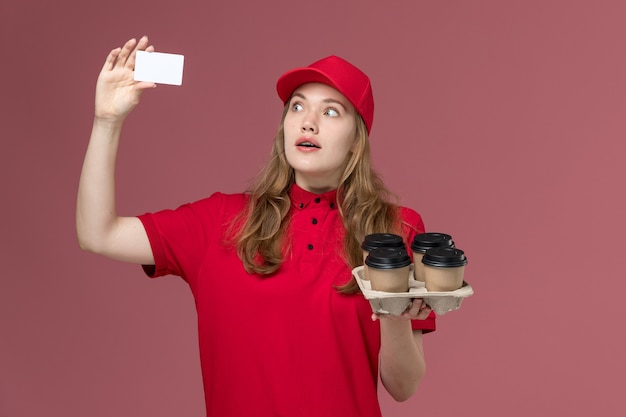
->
<box><xmin>311</xmin><ymin>218</ymin><xmax>318</xmax><ymax>225</ymax></box>
<box><xmin>330</xmin><ymin>203</ymin><xmax>335</xmax><ymax>209</ymax></box>
<box><xmin>314</xmin><ymin>198</ymin><xmax>321</xmax><ymax>204</ymax></box>
<box><xmin>307</xmin><ymin>244</ymin><xmax>314</xmax><ymax>250</ymax></box>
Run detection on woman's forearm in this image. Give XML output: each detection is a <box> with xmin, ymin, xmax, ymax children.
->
<box><xmin>379</xmin><ymin>319</ymin><xmax>426</xmax><ymax>402</ymax></box>
<box><xmin>76</xmin><ymin>117</ymin><xmax>124</xmax><ymax>252</ymax></box>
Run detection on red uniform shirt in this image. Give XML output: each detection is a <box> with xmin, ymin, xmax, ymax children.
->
<box><xmin>138</xmin><ymin>184</ymin><xmax>435</xmax><ymax>417</ymax></box>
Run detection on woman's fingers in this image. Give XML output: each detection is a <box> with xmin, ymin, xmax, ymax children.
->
<box><xmin>371</xmin><ymin>299</ymin><xmax>431</xmax><ymax>321</ymax></box>
<box><xmin>102</xmin><ymin>47</ymin><xmax>122</xmax><ymax>72</ymax></box>
<box><xmin>401</xmin><ymin>299</ymin><xmax>431</xmax><ymax>320</ymax></box>
<box><xmin>114</xmin><ymin>38</ymin><xmax>138</xmax><ymax>69</ymax></box>
<box><xmin>125</xmin><ymin>36</ymin><xmax>150</xmax><ymax>70</ymax></box>
<box><xmin>415</xmin><ymin>300</ymin><xmax>432</xmax><ymax>320</ymax></box>
<box><xmin>136</xmin><ymin>35</ymin><xmax>150</xmax><ymax>50</ymax></box>
<box><xmin>101</xmin><ymin>37</ymin><xmax>153</xmax><ymax>76</ymax></box>
<box><xmin>407</xmin><ymin>299</ymin><xmax>422</xmax><ymax>316</ymax></box>
<box><xmin>135</xmin><ymin>81</ymin><xmax>157</xmax><ymax>90</ymax></box>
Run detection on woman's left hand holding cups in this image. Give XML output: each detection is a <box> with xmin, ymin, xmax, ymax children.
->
<box><xmin>372</xmin><ymin>298</ymin><xmax>432</xmax><ymax>321</ymax></box>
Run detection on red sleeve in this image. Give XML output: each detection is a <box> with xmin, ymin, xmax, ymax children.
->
<box><xmin>398</xmin><ymin>206</ymin><xmax>425</xmax><ymax>250</ymax></box>
<box><xmin>412</xmin><ymin>310</ymin><xmax>436</xmax><ymax>333</ymax></box>
<box><xmin>138</xmin><ymin>201</ymin><xmax>213</xmax><ymax>283</ymax></box>
<box><xmin>137</xmin><ymin>192</ymin><xmax>245</xmax><ymax>286</ymax></box>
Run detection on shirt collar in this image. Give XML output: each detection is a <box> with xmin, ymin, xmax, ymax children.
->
<box><xmin>290</xmin><ymin>183</ymin><xmax>338</xmax><ymax>210</ymax></box>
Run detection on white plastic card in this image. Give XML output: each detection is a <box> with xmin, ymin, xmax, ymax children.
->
<box><xmin>134</xmin><ymin>51</ymin><xmax>184</xmax><ymax>86</ymax></box>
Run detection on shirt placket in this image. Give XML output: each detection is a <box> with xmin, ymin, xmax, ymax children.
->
<box><xmin>298</xmin><ymin>197</ymin><xmax>334</xmax><ymax>280</ymax></box>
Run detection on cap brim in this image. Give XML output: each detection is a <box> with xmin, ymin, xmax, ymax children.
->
<box><xmin>276</xmin><ymin>68</ymin><xmax>339</xmax><ymax>104</ymax></box>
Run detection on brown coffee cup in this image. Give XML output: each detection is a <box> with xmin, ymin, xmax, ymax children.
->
<box><xmin>422</xmin><ymin>247</ymin><xmax>468</xmax><ymax>292</ymax></box>
<box><xmin>410</xmin><ymin>233</ymin><xmax>455</xmax><ymax>282</ymax></box>
<box><xmin>361</xmin><ymin>233</ymin><xmax>405</xmax><ymax>281</ymax></box>
<box><xmin>365</xmin><ymin>247</ymin><xmax>411</xmax><ymax>292</ymax></box>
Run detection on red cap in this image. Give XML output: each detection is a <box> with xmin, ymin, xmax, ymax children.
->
<box><xmin>276</xmin><ymin>55</ymin><xmax>374</xmax><ymax>133</ymax></box>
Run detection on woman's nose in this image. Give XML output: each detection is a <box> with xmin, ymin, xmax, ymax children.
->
<box><xmin>301</xmin><ymin>118</ymin><xmax>318</xmax><ymax>134</ymax></box>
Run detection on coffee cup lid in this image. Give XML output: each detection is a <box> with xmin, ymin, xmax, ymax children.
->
<box><xmin>365</xmin><ymin>247</ymin><xmax>411</xmax><ymax>269</ymax></box>
<box><xmin>422</xmin><ymin>247</ymin><xmax>468</xmax><ymax>268</ymax></box>
<box><xmin>361</xmin><ymin>233</ymin><xmax>405</xmax><ymax>252</ymax></box>
<box><xmin>411</xmin><ymin>232</ymin><xmax>454</xmax><ymax>253</ymax></box>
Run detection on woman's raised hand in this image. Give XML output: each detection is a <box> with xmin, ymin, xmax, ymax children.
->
<box><xmin>95</xmin><ymin>36</ymin><xmax>156</xmax><ymax>122</ymax></box>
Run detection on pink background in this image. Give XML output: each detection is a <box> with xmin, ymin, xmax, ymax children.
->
<box><xmin>2</xmin><ymin>0</ymin><xmax>625</xmax><ymax>416</ymax></box>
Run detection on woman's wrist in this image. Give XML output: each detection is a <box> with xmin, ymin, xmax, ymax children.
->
<box><xmin>93</xmin><ymin>114</ymin><xmax>125</xmax><ymax>127</ymax></box>
<box><xmin>92</xmin><ymin>116</ymin><xmax>126</xmax><ymax>137</ymax></box>
<box><xmin>379</xmin><ymin>317</ymin><xmax>413</xmax><ymax>338</ymax></box>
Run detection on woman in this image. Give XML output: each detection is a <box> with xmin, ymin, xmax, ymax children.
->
<box><xmin>77</xmin><ymin>36</ymin><xmax>435</xmax><ymax>417</ymax></box>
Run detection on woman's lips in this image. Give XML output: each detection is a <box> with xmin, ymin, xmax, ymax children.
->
<box><xmin>296</xmin><ymin>137</ymin><xmax>321</xmax><ymax>149</ymax></box>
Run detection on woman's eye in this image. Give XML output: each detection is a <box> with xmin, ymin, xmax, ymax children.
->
<box><xmin>291</xmin><ymin>102</ymin><xmax>303</xmax><ymax>111</ymax></box>
<box><xmin>325</xmin><ymin>108</ymin><xmax>339</xmax><ymax>117</ymax></box>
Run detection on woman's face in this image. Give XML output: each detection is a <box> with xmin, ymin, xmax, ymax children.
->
<box><xmin>283</xmin><ymin>82</ymin><xmax>357</xmax><ymax>193</ymax></box>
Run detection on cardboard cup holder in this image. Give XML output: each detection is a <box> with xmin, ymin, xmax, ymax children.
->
<box><xmin>352</xmin><ymin>264</ymin><xmax>474</xmax><ymax>316</ymax></box>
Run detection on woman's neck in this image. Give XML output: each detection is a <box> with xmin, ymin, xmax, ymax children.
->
<box><xmin>294</xmin><ymin>175</ymin><xmax>339</xmax><ymax>194</ymax></box>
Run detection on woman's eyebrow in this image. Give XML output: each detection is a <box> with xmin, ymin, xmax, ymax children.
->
<box><xmin>322</xmin><ymin>98</ymin><xmax>348</xmax><ymax>110</ymax></box>
<box><xmin>291</xmin><ymin>92</ymin><xmax>349</xmax><ymax>110</ymax></box>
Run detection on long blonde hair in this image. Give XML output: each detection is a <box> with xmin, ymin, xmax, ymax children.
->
<box><xmin>229</xmin><ymin>106</ymin><xmax>400</xmax><ymax>294</ymax></box>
